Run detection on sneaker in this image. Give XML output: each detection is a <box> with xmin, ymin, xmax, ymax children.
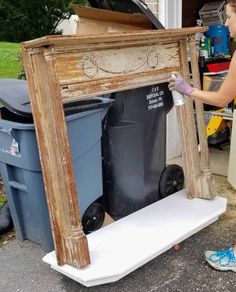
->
<box><xmin>204</xmin><ymin>248</ymin><xmax>236</xmax><ymax>272</ymax></box>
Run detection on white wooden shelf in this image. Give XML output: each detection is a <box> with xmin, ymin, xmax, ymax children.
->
<box><xmin>43</xmin><ymin>190</ymin><xmax>226</xmax><ymax>287</ymax></box>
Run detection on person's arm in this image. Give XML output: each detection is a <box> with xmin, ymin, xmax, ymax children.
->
<box><xmin>190</xmin><ymin>89</ymin><xmax>229</xmax><ymax>107</ymax></box>
<box><xmin>169</xmin><ymin>54</ymin><xmax>236</xmax><ymax>107</ymax></box>
<box><xmin>190</xmin><ymin>54</ymin><xmax>236</xmax><ymax>107</ymax></box>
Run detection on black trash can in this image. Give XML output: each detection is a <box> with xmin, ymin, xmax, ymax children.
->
<box><xmin>102</xmin><ymin>84</ymin><xmax>184</xmax><ymax>219</ymax></box>
<box><xmin>88</xmin><ymin>0</ymin><xmax>164</xmax><ymax>29</ymax></box>
<box><xmin>86</xmin><ymin>0</ymin><xmax>184</xmax><ymax>220</ymax></box>
<box><xmin>85</xmin><ymin>0</ymin><xmax>183</xmax><ymax>220</ymax></box>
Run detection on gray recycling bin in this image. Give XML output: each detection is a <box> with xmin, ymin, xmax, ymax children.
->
<box><xmin>0</xmin><ymin>79</ymin><xmax>113</xmax><ymax>251</ymax></box>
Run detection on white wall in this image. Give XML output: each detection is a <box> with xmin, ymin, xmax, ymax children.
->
<box><xmin>159</xmin><ymin>0</ymin><xmax>183</xmax><ymax>160</ymax></box>
<box><xmin>56</xmin><ymin>15</ymin><xmax>78</xmax><ymax>35</ymax></box>
<box><xmin>144</xmin><ymin>0</ymin><xmax>158</xmax><ymax>16</ymax></box>
<box><xmin>159</xmin><ymin>0</ymin><xmax>182</xmax><ymax>28</ymax></box>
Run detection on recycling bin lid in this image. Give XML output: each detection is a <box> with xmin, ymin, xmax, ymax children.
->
<box><xmin>88</xmin><ymin>0</ymin><xmax>164</xmax><ymax>29</ymax></box>
<box><xmin>0</xmin><ymin>78</ymin><xmax>31</xmax><ymax>117</ymax></box>
<box><xmin>0</xmin><ymin>78</ymin><xmax>113</xmax><ymax>118</ymax></box>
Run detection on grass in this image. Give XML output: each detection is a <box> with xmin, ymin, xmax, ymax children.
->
<box><xmin>0</xmin><ymin>42</ymin><xmax>21</xmax><ymax>196</ymax></box>
<box><xmin>0</xmin><ymin>42</ymin><xmax>21</xmax><ymax>78</ymax></box>
<box><xmin>0</xmin><ymin>180</ymin><xmax>6</xmax><ymax>208</ymax></box>
<box><xmin>0</xmin><ymin>195</ymin><xmax>6</xmax><ymax>208</ymax></box>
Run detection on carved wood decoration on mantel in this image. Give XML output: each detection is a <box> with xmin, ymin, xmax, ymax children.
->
<box><xmin>22</xmin><ymin>27</ymin><xmax>215</xmax><ymax>268</ymax></box>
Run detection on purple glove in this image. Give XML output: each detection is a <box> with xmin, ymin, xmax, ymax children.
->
<box><xmin>168</xmin><ymin>73</ymin><xmax>194</xmax><ymax>96</ymax></box>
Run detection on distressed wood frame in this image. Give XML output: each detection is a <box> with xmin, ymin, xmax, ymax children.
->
<box><xmin>22</xmin><ymin>27</ymin><xmax>215</xmax><ymax>268</ymax></box>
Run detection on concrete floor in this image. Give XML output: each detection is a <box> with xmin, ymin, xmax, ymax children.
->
<box><xmin>1</xmin><ymin>147</ymin><xmax>236</xmax><ymax>291</ymax></box>
<box><xmin>168</xmin><ymin>145</ymin><xmax>230</xmax><ymax>177</ymax></box>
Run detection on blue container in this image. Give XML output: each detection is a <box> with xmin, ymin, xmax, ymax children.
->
<box><xmin>206</xmin><ymin>25</ymin><xmax>230</xmax><ymax>55</ymax></box>
<box><xmin>0</xmin><ymin>97</ymin><xmax>112</xmax><ymax>251</ymax></box>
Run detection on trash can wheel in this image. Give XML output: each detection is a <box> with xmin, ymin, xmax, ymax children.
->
<box><xmin>159</xmin><ymin>164</ymin><xmax>184</xmax><ymax>198</ymax></box>
<box><xmin>82</xmin><ymin>202</ymin><xmax>105</xmax><ymax>234</ymax></box>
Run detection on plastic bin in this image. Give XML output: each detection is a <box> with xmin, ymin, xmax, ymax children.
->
<box><xmin>199</xmin><ymin>1</ymin><xmax>226</xmax><ymax>26</ymax></box>
<box><xmin>102</xmin><ymin>84</ymin><xmax>183</xmax><ymax>219</ymax></box>
<box><xmin>0</xmin><ymin>79</ymin><xmax>113</xmax><ymax>251</ymax></box>
<box><xmin>206</xmin><ymin>61</ymin><xmax>230</xmax><ymax>73</ymax></box>
<box><xmin>205</xmin><ymin>25</ymin><xmax>230</xmax><ymax>55</ymax></box>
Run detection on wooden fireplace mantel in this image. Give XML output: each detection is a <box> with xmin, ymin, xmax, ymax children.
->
<box><xmin>22</xmin><ymin>26</ymin><xmax>215</xmax><ymax>269</ymax></box>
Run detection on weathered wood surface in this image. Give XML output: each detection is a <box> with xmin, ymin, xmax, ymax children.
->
<box><xmin>22</xmin><ymin>45</ymin><xmax>90</xmax><ymax>268</ymax></box>
<box><xmin>22</xmin><ymin>26</ymin><xmax>213</xmax><ymax>268</ymax></box>
<box><xmin>176</xmin><ymin>38</ymin><xmax>215</xmax><ymax>199</ymax></box>
<box><xmin>188</xmin><ymin>35</ymin><xmax>215</xmax><ymax>199</ymax></box>
<box><xmin>177</xmin><ymin>39</ymin><xmax>201</xmax><ymax>198</ymax></box>
<box><xmin>56</xmin><ymin>42</ymin><xmax>180</xmax><ymax>100</ymax></box>
<box><xmin>23</xmin><ymin>27</ymin><xmax>207</xmax><ymax>49</ymax></box>
<box><xmin>23</xmin><ymin>28</ymin><xmax>206</xmax><ymax>102</ymax></box>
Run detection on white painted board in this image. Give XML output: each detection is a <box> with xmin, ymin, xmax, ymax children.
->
<box><xmin>228</xmin><ymin>110</ymin><xmax>236</xmax><ymax>188</ymax></box>
<box><xmin>43</xmin><ymin>190</ymin><xmax>226</xmax><ymax>287</ymax></box>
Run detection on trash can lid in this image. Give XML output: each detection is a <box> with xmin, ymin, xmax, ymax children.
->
<box><xmin>0</xmin><ymin>79</ymin><xmax>32</xmax><ymax>117</ymax></box>
<box><xmin>0</xmin><ymin>78</ymin><xmax>114</xmax><ymax>118</ymax></box>
<box><xmin>88</xmin><ymin>0</ymin><xmax>164</xmax><ymax>29</ymax></box>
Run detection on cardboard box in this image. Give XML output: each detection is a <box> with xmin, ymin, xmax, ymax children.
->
<box><xmin>73</xmin><ymin>5</ymin><xmax>153</xmax><ymax>35</ymax></box>
<box><xmin>199</xmin><ymin>1</ymin><xmax>226</xmax><ymax>26</ymax></box>
<box><xmin>203</xmin><ymin>72</ymin><xmax>226</xmax><ymax>91</ymax></box>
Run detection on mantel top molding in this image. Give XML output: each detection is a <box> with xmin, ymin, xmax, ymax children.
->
<box><xmin>23</xmin><ymin>27</ymin><xmax>207</xmax><ymax>49</ymax></box>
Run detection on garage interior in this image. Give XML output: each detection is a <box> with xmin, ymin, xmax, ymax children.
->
<box><xmin>167</xmin><ymin>0</ymin><xmax>234</xmax><ymax>185</ymax></box>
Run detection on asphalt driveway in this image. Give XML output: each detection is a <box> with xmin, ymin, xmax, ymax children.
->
<box><xmin>1</xmin><ymin>175</ymin><xmax>236</xmax><ymax>292</ymax></box>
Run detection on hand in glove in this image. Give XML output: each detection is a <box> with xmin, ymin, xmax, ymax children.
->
<box><xmin>168</xmin><ymin>73</ymin><xmax>195</xmax><ymax>97</ymax></box>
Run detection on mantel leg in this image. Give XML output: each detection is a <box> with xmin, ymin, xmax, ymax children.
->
<box><xmin>188</xmin><ymin>35</ymin><xmax>215</xmax><ymax>199</ymax></box>
<box><xmin>22</xmin><ymin>46</ymin><xmax>90</xmax><ymax>268</ymax></box>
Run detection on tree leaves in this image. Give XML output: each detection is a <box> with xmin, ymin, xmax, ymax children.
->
<box><xmin>0</xmin><ymin>0</ymin><xmax>89</xmax><ymax>42</ymax></box>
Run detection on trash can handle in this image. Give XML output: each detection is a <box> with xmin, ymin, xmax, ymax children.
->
<box><xmin>8</xmin><ymin>180</ymin><xmax>27</xmax><ymax>191</ymax></box>
<box><xmin>0</xmin><ymin>126</ymin><xmax>20</xmax><ymax>156</ymax></box>
<box><xmin>0</xmin><ymin>125</ymin><xmax>16</xmax><ymax>138</ymax></box>
<box><xmin>139</xmin><ymin>0</ymin><xmax>148</xmax><ymax>9</ymax></box>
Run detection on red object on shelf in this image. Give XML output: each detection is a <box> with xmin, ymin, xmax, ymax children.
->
<box><xmin>206</xmin><ymin>61</ymin><xmax>230</xmax><ymax>72</ymax></box>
